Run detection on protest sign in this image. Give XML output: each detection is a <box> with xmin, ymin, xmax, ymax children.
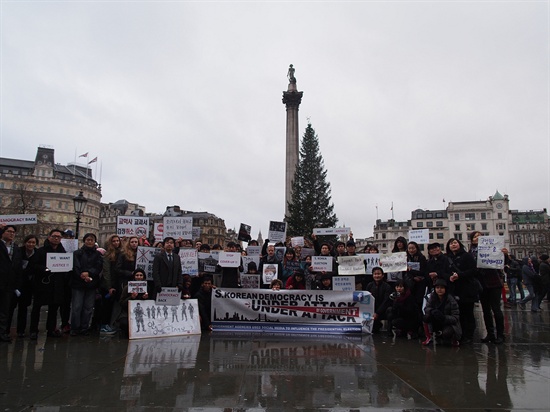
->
<box><xmin>128</xmin><ymin>299</ymin><xmax>200</xmax><ymax>339</ymax></box>
<box><xmin>311</xmin><ymin>256</ymin><xmax>333</xmax><ymax>272</ymax></box>
<box><xmin>218</xmin><ymin>252</ymin><xmax>241</xmax><ymax>268</ymax></box>
<box><xmin>178</xmin><ymin>248</ymin><xmax>198</xmax><ymax>277</ymax></box>
<box><xmin>241</xmin><ymin>256</ymin><xmax>260</xmax><ymax>274</ymax></box>
<box><xmin>332</xmin><ymin>276</ymin><xmax>355</xmax><ymax>291</ymax></box>
<box><xmin>212</xmin><ymin>288</ymin><xmax>375</xmax><ymax>334</ymax></box>
<box><xmin>117</xmin><ymin>216</ymin><xmax>150</xmax><ymax>238</ymax></box>
<box><xmin>275</xmin><ymin>247</ymin><xmax>286</xmax><ymax>262</ymax></box>
<box><xmin>262</xmin><ymin>263</ymin><xmax>278</xmax><ymax>284</ymax></box>
<box><xmin>136</xmin><ymin>246</ymin><xmax>162</xmax><ymax>280</ymax></box>
<box><xmin>61</xmin><ymin>239</ymin><xmax>78</xmax><ymax>254</ymax></box>
<box><xmin>192</xmin><ymin>227</ymin><xmax>201</xmax><ymax>240</ymax></box>
<box><xmin>407</xmin><ymin>262</ymin><xmax>420</xmax><ymax>271</ymax></box>
<box><xmin>268</xmin><ymin>221</ymin><xmax>286</xmax><ymax>243</ymax></box>
<box><xmin>408</xmin><ymin>229</ymin><xmax>429</xmax><ymax>244</ymax></box>
<box><xmin>337</xmin><ymin>256</ymin><xmax>366</xmax><ymax>275</ymax></box>
<box><xmin>380</xmin><ymin>252</ymin><xmax>407</xmax><ymax>272</ymax></box>
<box><xmin>47</xmin><ymin>253</ymin><xmax>73</xmax><ymax>272</ymax></box>
<box><xmin>359</xmin><ymin>253</ymin><xmax>380</xmax><ymax>275</ymax></box>
<box><xmin>246</xmin><ymin>246</ymin><xmax>261</xmax><ymax>256</ymax></box>
<box><xmin>0</xmin><ymin>214</ymin><xmax>37</xmax><ymax>225</ymax></box>
<box><xmin>198</xmin><ymin>252</ymin><xmax>219</xmax><ymax>273</ymax></box>
<box><xmin>238</xmin><ymin>223</ymin><xmax>252</xmax><ymax>242</ymax></box>
<box><xmin>312</xmin><ymin>227</ymin><xmax>351</xmax><ymax>236</ymax></box>
<box><xmin>155</xmin><ymin>287</ymin><xmax>181</xmax><ymax>306</ymax></box>
<box><xmin>128</xmin><ymin>281</ymin><xmax>148</xmax><ymax>294</ymax></box>
<box><xmin>153</xmin><ymin>223</ymin><xmax>163</xmax><ymax>242</ymax></box>
<box><xmin>291</xmin><ymin>237</ymin><xmax>305</xmax><ymax>247</ymax></box>
<box><xmin>477</xmin><ymin>236</ymin><xmax>505</xmax><ymax>269</ymax></box>
<box><xmin>163</xmin><ymin>217</ymin><xmax>192</xmax><ymax>239</ymax></box>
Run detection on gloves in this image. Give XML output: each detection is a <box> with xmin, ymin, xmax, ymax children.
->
<box><xmin>431</xmin><ymin>309</ymin><xmax>445</xmax><ymax>322</ymax></box>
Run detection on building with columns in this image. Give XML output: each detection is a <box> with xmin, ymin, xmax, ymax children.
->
<box><xmin>0</xmin><ymin>146</ymin><xmax>101</xmax><ymax>243</ymax></box>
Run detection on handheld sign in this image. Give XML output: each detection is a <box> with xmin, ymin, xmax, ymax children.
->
<box><xmin>313</xmin><ymin>227</ymin><xmax>351</xmax><ymax>236</ymax></box>
<box><xmin>477</xmin><ymin>236</ymin><xmax>505</xmax><ymax>269</ymax></box>
<box><xmin>262</xmin><ymin>264</ymin><xmax>278</xmax><ymax>284</ymax></box>
<box><xmin>408</xmin><ymin>229</ymin><xmax>429</xmax><ymax>244</ymax></box>
<box><xmin>47</xmin><ymin>253</ymin><xmax>73</xmax><ymax>272</ymax></box>
<box><xmin>155</xmin><ymin>287</ymin><xmax>181</xmax><ymax>306</ymax></box>
<box><xmin>117</xmin><ymin>216</ymin><xmax>150</xmax><ymax>237</ymax></box>
<box><xmin>218</xmin><ymin>252</ymin><xmax>241</xmax><ymax>268</ymax></box>
<box><xmin>163</xmin><ymin>217</ymin><xmax>192</xmax><ymax>239</ymax></box>
<box><xmin>311</xmin><ymin>256</ymin><xmax>332</xmax><ymax>272</ymax></box>
<box><xmin>0</xmin><ymin>214</ymin><xmax>37</xmax><ymax>225</ymax></box>
<box><xmin>178</xmin><ymin>249</ymin><xmax>198</xmax><ymax>277</ymax></box>
<box><xmin>380</xmin><ymin>252</ymin><xmax>407</xmax><ymax>273</ymax></box>
<box><xmin>337</xmin><ymin>256</ymin><xmax>366</xmax><ymax>275</ymax></box>
<box><xmin>268</xmin><ymin>221</ymin><xmax>286</xmax><ymax>243</ymax></box>
<box><xmin>128</xmin><ymin>281</ymin><xmax>148</xmax><ymax>294</ymax></box>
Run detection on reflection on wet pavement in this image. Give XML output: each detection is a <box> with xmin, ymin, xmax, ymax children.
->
<box><xmin>1</xmin><ymin>306</ymin><xmax>549</xmax><ymax>411</ymax></box>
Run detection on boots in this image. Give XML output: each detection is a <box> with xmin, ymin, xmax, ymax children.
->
<box><xmin>422</xmin><ymin>323</ymin><xmax>432</xmax><ymax>346</ymax></box>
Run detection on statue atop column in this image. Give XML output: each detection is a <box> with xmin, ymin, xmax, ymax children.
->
<box><xmin>287</xmin><ymin>64</ymin><xmax>296</xmax><ymax>84</ymax></box>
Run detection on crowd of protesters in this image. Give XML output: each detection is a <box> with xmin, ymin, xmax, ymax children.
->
<box><xmin>1</xmin><ymin>224</ymin><xmax>549</xmax><ymax>344</ymax></box>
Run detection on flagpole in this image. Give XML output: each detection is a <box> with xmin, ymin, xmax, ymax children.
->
<box><xmin>73</xmin><ymin>149</ymin><xmax>77</xmax><ymax>175</ymax></box>
<box><xmin>391</xmin><ymin>202</ymin><xmax>394</xmax><ymax>220</ymax></box>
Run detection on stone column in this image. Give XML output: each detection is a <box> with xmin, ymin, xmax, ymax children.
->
<box><xmin>282</xmin><ymin>65</ymin><xmax>303</xmax><ymax>218</ymax></box>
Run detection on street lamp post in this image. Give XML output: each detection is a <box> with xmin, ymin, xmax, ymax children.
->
<box><xmin>73</xmin><ymin>191</ymin><xmax>88</xmax><ymax>240</ymax></box>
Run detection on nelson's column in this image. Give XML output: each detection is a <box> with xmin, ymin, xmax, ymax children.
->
<box><xmin>282</xmin><ymin>64</ymin><xmax>303</xmax><ymax>218</ymax></box>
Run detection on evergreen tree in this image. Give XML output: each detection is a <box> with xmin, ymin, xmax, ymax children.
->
<box><xmin>286</xmin><ymin>123</ymin><xmax>338</xmax><ymax>237</ymax></box>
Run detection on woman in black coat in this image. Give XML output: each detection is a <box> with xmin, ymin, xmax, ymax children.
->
<box><xmin>446</xmin><ymin>238</ymin><xmax>478</xmax><ymax>344</ymax></box>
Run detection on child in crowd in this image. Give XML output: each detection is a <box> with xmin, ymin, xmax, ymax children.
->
<box><xmin>387</xmin><ymin>280</ymin><xmax>420</xmax><ymax>338</ymax></box>
<box><xmin>270</xmin><ymin>279</ymin><xmax>283</xmax><ymax>290</ymax></box>
<box><xmin>286</xmin><ymin>268</ymin><xmax>306</xmax><ymax>290</ymax></box>
<box><xmin>422</xmin><ymin>279</ymin><xmax>461</xmax><ymax>346</ymax></box>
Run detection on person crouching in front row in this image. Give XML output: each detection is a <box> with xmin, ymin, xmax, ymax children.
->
<box><xmin>422</xmin><ymin>279</ymin><xmax>461</xmax><ymax>346</ymax></box>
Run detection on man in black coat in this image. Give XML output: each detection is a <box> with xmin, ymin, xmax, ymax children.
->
<box><xmin>0</xmin><ymin>225</ymin><xmax>22</xmax><ymax>342</ymax></box>
<box><xmin>152</xmin><ymin>237</ymin><xmax>183</xmax><ymax>295</ymax></box>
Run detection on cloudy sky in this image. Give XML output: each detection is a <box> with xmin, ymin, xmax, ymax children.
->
<box><xmin>1</xmin><ymin>0</ymin><xmax>548</xmax><ymax>239</ymax></box>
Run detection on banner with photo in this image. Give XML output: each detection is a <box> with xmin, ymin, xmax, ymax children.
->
<box><xmin>240</xmin><ymin>274</ymin><xmax>260</xmax><ymax>289</ymax></box>
<box><xmin>212</xmin><ymin>288</ymin><xmax>375</xmax><ymax>334</ymax></box>
<box><xmin>128</xmin><ymin>299</ymin><xmax>201</xmax><ymax>339</ymax></box>
<box><xmin>262</xmin><ymin>263</ymin><xmax>278</xmax><ymax>285</ymax></box>
<box><xmin>477</xmin><ymin>236</ymin><xmax>505</xmax><ymax>269</ymax></box>
<box><xmin>241</xmin><ymin>255</ymin><xmax>260</xmax><ymax>274</ymax></box>
<box><xmin>268</xmin><ymin>221</ymin><xmax>286</xmax><ymax>243</ymax></box>
<box><xmin>198</xmin><ymin>252</ymin><xmax>219</xmax><ymax>273</ymax></box>
<box><xmin>237</xmin><ymin>223</ymin><xmax>252</xmax><ymax>242</ymax></box>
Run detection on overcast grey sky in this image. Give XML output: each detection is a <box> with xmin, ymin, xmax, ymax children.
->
<box><xmin>1</xmin><ymin>0</ymin><xmax>548</xmax><ymax>239</ymax></box>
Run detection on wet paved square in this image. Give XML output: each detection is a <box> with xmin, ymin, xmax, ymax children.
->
<box><xmin>1</xmin><ymin>304</ymin><xmax>549</xmax><ymax>411</ymax></box>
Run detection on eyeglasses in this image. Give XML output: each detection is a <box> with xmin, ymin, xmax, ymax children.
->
<box><xmin>50</xmin><ymin>235</ymin><xmax>62</xmax><ymax>239</ymax></box>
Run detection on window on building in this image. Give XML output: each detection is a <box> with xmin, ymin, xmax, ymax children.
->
<box><xmin>466</xmin><ymin>223</ymin><xmax>476</xmax><ymax>231</ymax></box>
<box><xmin>427</xmin><ymin>222</ymin><xmax>434</xmax><ymax>227</ymax></box>
<box><xmin>465</xmin><ymin>213</ymin><xmax>475</xmax><ymax>220</ymax></box>
<box><xmin>481</xmin><ymin>212</ymin><xmax>487</xmax><ymax>220</ymax></box>
<box><xmin>417</xmin><ymin>213</ymin><xmax>424</xmax><ymax>219</ymax></box>
<box><xmin>426</xmin><ymin>213</ymin><xmax>433</xmax><ymax>218</ymax></box>
<box><xmin>436</xmin><ymin>221</ymin><xmax>443</xmax><ymax>227</ymax></box>
<box><xmin>498</xmin><ymin>213</ymin><xmax>503</xmax><ymax>219</ymax></box>
<box><xmin>454</xmin><ymin>233</ymin><xmax>463</xmax><ymax>241</ymax></box>
<box><xmin>437</xmin><ymin>233</ymin><xmax>444</xmax><ymax>239</ymax></box>
<box><xmin>0</xmin><ymin>183</ymin><xmax>3</xmax><ymax>189</ymax></box>
<box><xmin>481</xmin><ymin>223</ymin><xmax>488</xmax><ymax>230</ymax></box>
<box><xmin>497</xmin><ymin>223</ymin><xmax>505</xmax><ymax>230</ymax></box>
<box><xmin>454</xmin><ymin>213</ymin><xmax>460</xmax><ymax>221</ymax></box>
<box><xmin>382</xmin><ymin>243</ymin><xmax>387</xmax><ymax>248</ymax></box>
<box><xmin>455</xmin><ymin>224</ymin><xmax>460</xmax><ymax>231</ymax></box>
<box><xmin>429</xmin><ymin>233</ymin><xmax>433</xmax><ymax>239</ymax></box>
<box><xmin>382</xmin><ymin>233</ymin><xmax>386</xmax><ymax>239</ymax></box>
<box><xmin>435</xmin><ymin>212</ymin><xmax>443</xmax><ymax>218</ymax></box>
<box><xmin>375</xmin><ymin>234</ymin><xmax>378</xmax><ymax>239</ymax></box>
<box><xmin>417</xmin><ymin>222</ymin><xmax>424</xmax><ymax>228</ymax></box>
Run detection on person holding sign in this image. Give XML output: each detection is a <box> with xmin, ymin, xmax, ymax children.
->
<box><xmin>469</xmin><ymin>231</ymin><xmax>505</xmax><ymax>344</ymax></box>
<box><xmin>118</xmin><ymin>268</ymin><xmax>150</xmax><ymax>337</ymax></box>
<box><xmin>0</xmin><ymin>225</ymin><xmax>22</xmax><ymax>342</ymax></box>
<box><xmin>30</xmin><ymin>229</ymin><xmax>70</xmax><ymax>339</ymax></box>
<box><xmin>405</xmin><ymin>241</ymin><xmax>428</xmax><ymax>310</ymax></box>
<box><xmin>71</xmin><ymin>233</ymin><xmax>103</xmax><ymax>336</ymax></box>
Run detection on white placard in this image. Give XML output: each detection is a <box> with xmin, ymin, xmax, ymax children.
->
<box><xmin>246</xmin><ymin>246</ymin><xmax>261</xmax><ymax>256</ymax></box>
<box><xmin>136</xmin><ymin>246</ymin><xmax>162</xmax><ymax>281</ymax></box>
<box><xmin>46</xmin><ymin>253</ymin><xmax>73</xmax><ymax>272</ymax></box>
<box><xmin>380</xmin><ymin>252</ymin><xmax>407</xmax><ymax>272</ymax></box>
<box><xmin>128</xmin><ymin>281</ymin><xmax>148</xmax><ymax>294</ymax></box>
<box><xmin>117</xmin><ymin>216</ymin><xmax>150</xmax><ymax>237</ymax></box>
<box><xmin>332</xmin><ymin>276</ymin><xmax>355</xmax><ymax>291</ymax></box>
<box><xmin>0</xmin><ymin>214</ymin><xmax>37</xmax><ymax>225</ymax></box>
<box><xmin>311</xmin><ymin>256</ymin><xmax>333</xmax><ymax>272</ymax></box>
<box><xmin>241</xmin><ymin>255</ymin><xmax>260</xmax><ymax>273</ymax></box>
<box><xmin>268</xmin><ymin>221</ymin><xmax>286</xmax><ymax>243</ymax></box>
<box><xmin>313</xmin><ymin>227</ymin><xmax>351</xmax><ymax>236</ymax></box>
<box><xmin>337</xmin><ymin>256</ymin><xmax>366</xmax><ymax>275</ymax></box>
<box><xmin>408</xmin><ymin>229</ymin><xmax>429</xmax><ymax>244</ymax></box>
<box><xmin>163</xmin><ymin>217</ymin><xmax>193</xmax><ymax>239</ymax></box>
<box><xmin>198</xmin><ymin>252</ymin><xmax>219</xmax><ymax>274</ymax></box>
<box><xmin>61</xmin><ymin>239</ymin><xmax>79</xmax><ymax>254</ymax></box>
<box><xmin>178</xmin><ymin>248</ymin><xmax>198</xmax><ymax>276</ymax></box>
<box><xmin>128</xmin><ymin>299</ymin><xmax>200</xmax><ymax>339</ymax></box>
<box><xmin>218</xmin><ymin>251</ymin><xmax>241</xmax><ymax>268</ymax></box>
<box><xmin>358</xmin><ymin>253</ymin><xmax>380</xmax><ymax>275</ymax></box>
<box><xmin>155</xmin><ymin>287</ymin><xmax>181</xmax><ymax>306</ymax></box>
<box><xmin>477</xmin><ymin>236</ymin><xmax>505</xmax><ymax>269</ymax></box>
<box><xmin>291</xmin><ymin>237</ymin><xmax>304</xmax><ymax>247</ymax></box>
<box><xmin>153</xmin><ymin>223</ymin><xmax>163</xmax><ymax>242</ymax></box>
